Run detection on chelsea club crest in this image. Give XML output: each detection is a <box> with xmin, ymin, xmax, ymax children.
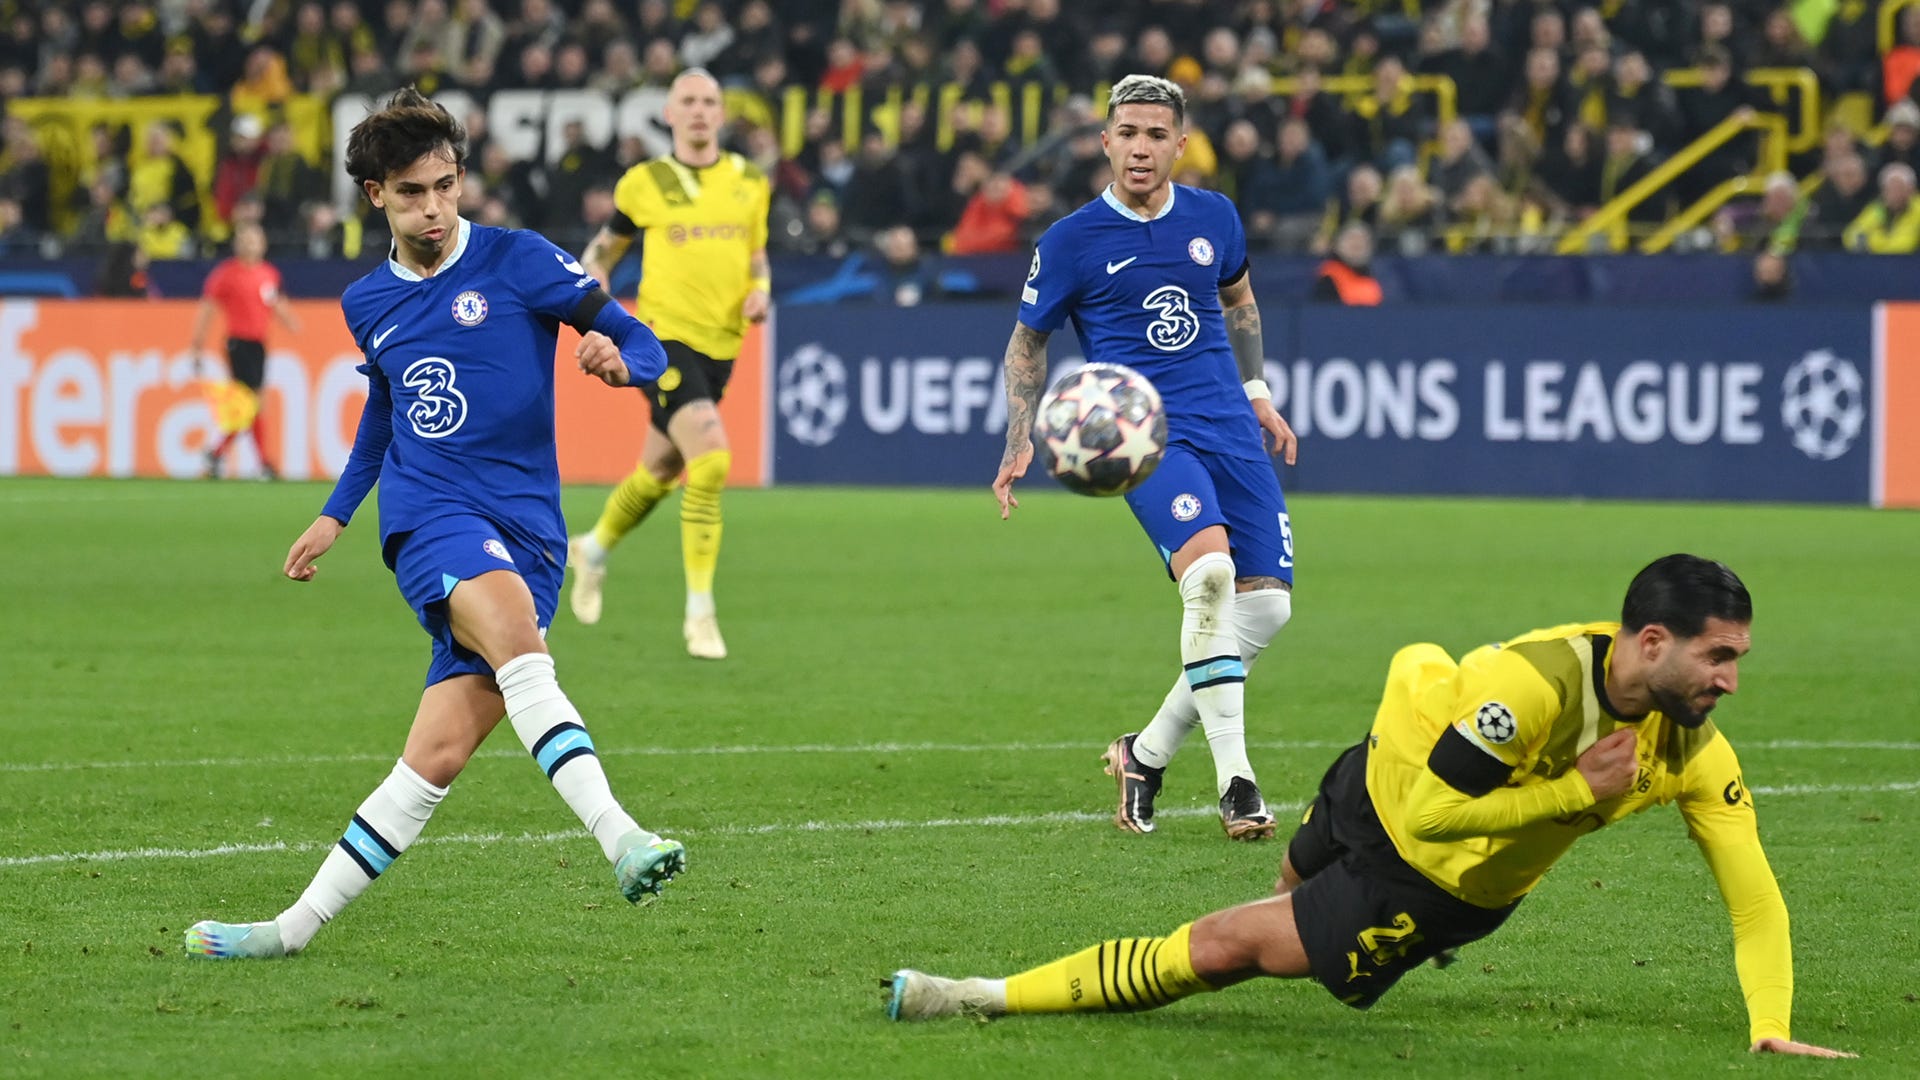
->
<box><xmin>451</xmin><ymin>290</ymin><xmax>489</xmax><ymax>326</ymax></box>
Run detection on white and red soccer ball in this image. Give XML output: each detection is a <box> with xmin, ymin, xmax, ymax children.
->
<box><xmin>1032</xmin><ymin>362</ymin><xmax>1167</xmax><ymax>497</ymax></box>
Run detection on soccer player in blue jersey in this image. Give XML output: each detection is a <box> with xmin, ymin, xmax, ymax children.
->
<box><xmin>184</xmin><ymin>89</ymin><xmax>686</xmax><ymax>960</ymax></box>
<box><xmin>993</xmin><ymin>75</ymin><xmax>1301</xmax><ymax>840</ymax></box>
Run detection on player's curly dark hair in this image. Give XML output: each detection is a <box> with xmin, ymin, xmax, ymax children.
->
<box><xmin>1621</xmin><ymin>554</ymin><xmax>1752</xmax><ymax>638</ymax></box>
<box><xmin>344</xmin><ymin>87</ymin><xmax>466</xmax><ymax>197</ymax></box>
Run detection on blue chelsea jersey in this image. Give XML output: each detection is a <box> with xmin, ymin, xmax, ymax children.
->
<box><xmin>338</xmin><ymin>219</ymin><xmax>598</xmax><ymax>553</ymax></box>
<box><xmin>1019</xmin><ymin>184</ymin><xmax>1262</xmax><ymax>459</ymax></box>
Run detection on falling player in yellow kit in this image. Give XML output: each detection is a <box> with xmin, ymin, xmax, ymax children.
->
<box><xmin>569</xmin><ymin>67</ymin><xmax>770</xmax><ymax>659</ymax></box>
<box><xmin>887</xmin><ymin>554</ymin><xmax>1854</xmax><ymax>1059</ymax></box>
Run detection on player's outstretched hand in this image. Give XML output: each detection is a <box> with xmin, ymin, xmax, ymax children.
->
<box><xmin>1751</xmin><ymin>1038</ymin><xmax>1857</xmax><ymax>1058</ymax></box>
<box><xmin>1254</xmin><ymin>398</ymin><xmax>1298</xmax><ymax>465</ymax></box>
<box><xmin>576</xmin><ymin>330</ymin><xmax>629</xmax><ymax>386</ymax></box>
<box><xmin>993</xmin><ymin>441</ymin><xmax>1032</xmax><ymax>520</ymax></box>
<box><xmin>285</xmin><ymin>515</ymin><xmax>344</xmax><ymax>582</ymax></box>
<box><xmin>742</xmin><ymin>289</ymin><xmax>771</xmax><ymax>324</ymax></box>
<box><xmin>1574</xmin><ymin>727</ymin><xmax>1638</xmax><ymax>800</ymax></box>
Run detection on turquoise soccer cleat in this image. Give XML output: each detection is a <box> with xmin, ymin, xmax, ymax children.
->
<box><xmin>614</xmin><ymin>837</ymin><xmax>687</xmax><ymax>903</ymax></box>
<box><xmin>184</xmin><ymin>919</ymin><xmax>287</xmax><ymax>959</ymax></box>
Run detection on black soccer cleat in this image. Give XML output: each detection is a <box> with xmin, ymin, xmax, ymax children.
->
<box><xmin>1102</xmin><ymin>733</ymin><xmax>1165</xmax><ymax>834</ymax></box>
<box><xmin>1219</xmin><ymin>776</ymin><xmax>1277</xmax><ymax>841</ymax></box>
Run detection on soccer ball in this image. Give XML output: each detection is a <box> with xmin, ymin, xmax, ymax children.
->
<box><xmin>1032</xmin><ymin>363</ymin><xmax>1167</xmax><ymax>497</ymax></box>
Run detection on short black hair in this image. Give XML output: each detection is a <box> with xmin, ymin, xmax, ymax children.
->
<box><xmin>1621</xmin><ymin>554</ymin><xmax>1752</xmax><ymax>638</ymax></box>
<box><xmin>345</xmin><ymin>86</ymin><xmax>466</xmax><ymax>196</ymax></box>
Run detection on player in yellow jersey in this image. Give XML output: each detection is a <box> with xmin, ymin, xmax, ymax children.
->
<box><xmin>886</xmin><ymin>554</ymin><xmax>1854</xmax><ymax>1059</ymax></box>
<box><xmin>568</xmin><ymin>67</ymin><xmax>771</xmax><ymax>659</ymax></box>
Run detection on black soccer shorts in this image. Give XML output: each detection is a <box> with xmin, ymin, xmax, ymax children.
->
<box><xmin>643</xmin><ymin>339</ymin><xmax>734</xmax><ymax>434</ymax></box>
<box><xmin>226</xmin><ymin>337</ymin><xmax>267</xmax><ymax>391</ymax></box>
<box><xmin>1285</xmin><ymin>741</ymin><xmax>1520</xmax><ymax>1009</ymax></box>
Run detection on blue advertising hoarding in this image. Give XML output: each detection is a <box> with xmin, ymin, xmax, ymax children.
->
<box><xmin>769</xmin><ymin>303</ymin><xmax>1874</xmax><ymax>503</ymax></box>
<box><xmin>772</xmin><ymin>304</ymin><xmax>1043</xmax><ymax>487</ymax></box>
<box><xmin>1282</xmin><ymin>305</ymin><xmax>1872</xmax><ymax>503</ymax></box>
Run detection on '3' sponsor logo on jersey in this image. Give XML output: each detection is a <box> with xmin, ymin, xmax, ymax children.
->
<box><xmin>1142</xmin><ymin>285</ymin><xmax>1199</xmax><ymax>351</ymax></box>
<box><xmin>402</xmin><ymin>356</ymin><xmax>469</xmax><ymax>439</ymax></box>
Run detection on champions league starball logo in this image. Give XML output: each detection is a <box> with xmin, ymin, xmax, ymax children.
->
<box><xmin>1779</xmin><ymin>349</ymin><xmax>1865</xmax><ymax>462</ymax></box>
<box><xmin>778</xmin><ymin>343</ymin><xmax>849</xmax><ymax>447</ymax></box>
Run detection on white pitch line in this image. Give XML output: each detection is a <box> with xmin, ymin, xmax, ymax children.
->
<box><xmin>0</xmin><ymin>489</ymin><xmax>270</xmax><ymax>504</ymax></box>
<box><xmin>3</xmin><ymin>780</ymin><xmax>1915</xmax><ymax>870</ymax></box>
<box><xmin>4</xmin><ymin>738</ymin><xmax>1915</xmax><ymax>775</ymax></box>
<box><xmin>0</xmin><ymin>807</ymin><xmax>1229</xmax><ymax>870</ymax></box>
<box><xmin>1749</xmin><ymin>779</ymin><xmax>1920</xmax><ymax>796</ymax></box>
<box><xmin>0</xmin><ymin>740</ymin><xmax>1344</xmax><ymax>774</ymax></box>
<box><xmin>1742</xmin><ymin>740</ymin><xmax>1920</xmax><ymax>751</ymax></box>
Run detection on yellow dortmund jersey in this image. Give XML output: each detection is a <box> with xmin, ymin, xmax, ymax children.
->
<box><xmin>1364</xmin><ymin>622</ymin><xmax>1792</xmax><ymax>1042</ymax></box>
<box><xmin>612</xmin><ymin>153</ymin><xmax>769</xmax><ymax>361</ymax></box>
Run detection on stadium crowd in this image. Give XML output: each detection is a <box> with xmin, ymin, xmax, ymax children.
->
<box><xmin>3</xmin><ymin>0</ymin><xmax>1919</xmax><ymax>273</ymax></box>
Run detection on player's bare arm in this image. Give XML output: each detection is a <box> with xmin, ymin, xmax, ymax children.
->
<box><xmin>743</xmin><ymin>249</ymin><xmax>771</xmax><ymax>323</ymax></box>
<box><xmin>994</xmin><ymin>322</ymin><xmax>1050</xmax><ymax>519</ymax></box>
<box><xmin>1220</xmin><ymin>273</ymin><xmax>1297</xmax><ymax>466</ymax></box>
<box><xmin>274</xmin><ymin>294</ymin><xmax>302</xmax><ymax>335</ymax></box>
<box><xmin>579</xmin><ymin>225</ymin><xmax>633</xmax><ymax>292</ymax></box>
<box><xmin>284</xmin><ymin>515</ymin><xmax>344</xmax><ymax>581</ymax></box>
<box><xmin>187</xmin><ymin>297</ymin><xmax>216</xmax><ymax>370</ymax></box>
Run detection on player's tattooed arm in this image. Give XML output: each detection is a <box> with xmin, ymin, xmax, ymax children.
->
<box><xmin>1001</xmin><ymin>323</ymin><xmax>1050</xmax><ymax>458</ymax></box>
<box><xmin>1220</xmin><ymin>274</ymin><xmax>1264</xmax><ymax>384</ymax></box>
<box><xmin>993</xmin><ymin>322</ymin><xmax>1050</xmax><ymax>519</ymax></box>
<box><xmin>1221</xmin><ymin>272</ymin><xmax>1297</xmax><ymax>464</ymax></box>
<box><xmin>580</xmin><ymin>226</ymin><xmax>633</xmax><ymax>290</ymax></box>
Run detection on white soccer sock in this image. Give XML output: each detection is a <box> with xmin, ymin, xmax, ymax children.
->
<box><xmin>685</xmin><ymin>591</ymin><xmax>715</xmax><ymax>619</ymax></box>
<box><xmin>276</xmin><ymin>758</ymin><xmax>447</xmax><ymax>953</ymax></box>
<box><xmin>1133</xmin><ymin>588</ymin><xmax>1293</xmax><ymax>791</ymax></box>
<box><xmin>1130</xmin><ymin>680</ymin><xmax>1195</xmax><ymax>770</ymax></box>
<box><xmin>576</xmin><ymin>533</ymin><xmax>609</xmax><ymax>567</ymax></box>
<box><xmin>497</xmin><ymin>652</ymin><xmax>652</xmax><ymax>862</ymax></box>
<box><xmin>1169</xmin><ymin>552</ymin><xmax>1250</xmax><ymax>795</ymax></box>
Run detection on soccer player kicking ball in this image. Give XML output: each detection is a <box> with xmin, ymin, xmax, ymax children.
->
<box><xmin>994</xmin><ymin>74</ymin><xmax>1301</xmax><ymax>840</ymax></box>
<box><xmin>567</xmin><ymin>68</ymin><xmax>772</xmax><ymax>660</ymax></box>
<box><xmin>888</xmin><ymin>555</ymin><xmax>1856</xmax><ymax>1060</ymax></box>
<box><xmin>185</xmin><ymin>88</ymin><xmax>685</xmax><ymax>960</ymax></box>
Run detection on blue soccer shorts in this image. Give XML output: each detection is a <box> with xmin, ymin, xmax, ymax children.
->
<box><xmin>386</xmin><ymin>513</ymin><xmax>563</xmax><ymax>687</ymax></box>
<box><xmin>1123</xmin><ymin>443</ymin><xmax>1294</xmax><ymax>583</ymax></box>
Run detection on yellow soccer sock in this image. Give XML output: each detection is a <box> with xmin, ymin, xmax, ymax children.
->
<box><xmin>680</xmin><ymin>449</ymin><xmax>730</xmax><ymax>597</ymax></box>
<box><xmin>590</xmin><ymin>466</ymin><xmax>674</xmax><ymax>553</ymax></box>
<box><xmin>1004</xmin><ymin>922</ymin><xmax>1215</xmax><ymax>1014</ymax></box>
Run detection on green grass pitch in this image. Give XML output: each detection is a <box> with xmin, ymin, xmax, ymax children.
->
<box><xmin>0</xmin><ymin>477</ymin><xmax>1915</xmax><ymax>1077</ymax></box>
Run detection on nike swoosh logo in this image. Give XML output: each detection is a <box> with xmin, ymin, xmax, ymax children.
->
<box><xmin>371</xmin><ymin>324</ymin><xmax>399</xmax><ymax>350</ymax></box>
<box><xmin>1106</xmin><ymin>257</ymin><xmax>1139</xmax><ymax>274</ymax></box>
<box><xmin>556</xmin><ymin>252</ymin><xmax>586</xmax><ymax>275</ymax></box>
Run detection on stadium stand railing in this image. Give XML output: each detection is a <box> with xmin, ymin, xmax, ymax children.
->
<box><xmin>1884</xmin><ymin>0</ymin><xmax>1920</xmax><ymax>53</ymax></box>
<box><xmin>1561</xmin><ymin>110</ymin><xmax>1789</xmax><ymax>254</ymax></box>
<box><xmin>1561</xmin><ymin>67</ymin><xmax>1815</xmax><ymax>254</ymax></box>
<box><xmin>1635</xmin><ymin>69</ymin><xmax>1818</xmax><ymax>254</ymax></box>
<box><xmin>774</xmin><ymin>73</ymin><xmax>1462</xmax><ymax>161</ymax></box>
